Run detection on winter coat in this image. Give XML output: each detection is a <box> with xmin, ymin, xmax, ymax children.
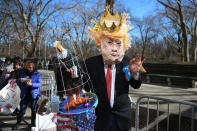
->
<box><xmin>11</xmin><ymin>68</ymin><xmax>24</xmax><ymax>80</ymax></box>
<box><xmin>17</xmin><ymin>69</ymin><xmax>42</xmax><ymax>100</ymax></box>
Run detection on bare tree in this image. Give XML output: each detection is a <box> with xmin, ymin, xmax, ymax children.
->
<box><xmin>132</xmin><ymin>16</ymin><xmax>159</xmax><ymax>59</ymax></box>
<box><xmin>157</xmin><ymin>0</ymin><xmax>197</xmax><ymax>62</ymax></box>
<box><xmin>187</xmin><ymin>0</ymin><xmax>197</xmax><ymax>62</ymax></box>
<box><xmin>50</xmin><ymin>0</ymin><xmax>105</xmax><ymax>60</ymax></box>
<box><xmin>159</xmin><ymin>18</ymin><xmax>184</xmax><ymax>61</ymax></box>
<box><xmin>0</xmin><ymin>0</ymin><xmax>79</xmax><ymax>58</ymax></box>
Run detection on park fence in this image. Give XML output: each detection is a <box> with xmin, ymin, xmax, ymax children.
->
<box><xmin>135</xmin><ymin>95</ymin><xmax>197</xmax><ymax>131</ymax></box>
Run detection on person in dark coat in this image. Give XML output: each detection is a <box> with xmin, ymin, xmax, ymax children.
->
<box><xmin>13</xmin><ymin>61</ymin><xmax>42</xmax><ymax>129</ymax></box>
<box><xmin>85</xmin><ymin>8</ymin><xmax>145</xmax><ymax>131</ymax></box>
<box><xmin>10</xmin><ymin>60</ymin><xmax>24</xmax><ymax>116</ymax></box>
<box><xmin>4</xmin><ymin>57</ymin><xmax>14</xmax><ymax>72</ymax></box>
<box><xmin>0</xmin><ymin>57</ymin><xmax>14</xmax><ymax>90</ymax></box>
<box><xmin>11</xmin><ymin>60</ymin><xmax>24</xmax><ymax>80</ymax></box>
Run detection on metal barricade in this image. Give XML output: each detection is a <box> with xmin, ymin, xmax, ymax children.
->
<box><xmin>135</xmin><ymin>95</ymin><xmax>197</xmax><ymax>131</ymax></box>
<box><xmin>39</xmin><ymin>73</ymin><xmax>55</xmax><ymax>100</ymax></box>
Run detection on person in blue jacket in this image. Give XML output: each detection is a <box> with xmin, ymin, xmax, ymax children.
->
<box><xmin>13</xmin><ymin>61</ymin><xmax>42</xmax><ymax>130</ymax></box>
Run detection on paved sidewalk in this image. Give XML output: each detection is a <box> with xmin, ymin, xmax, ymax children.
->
<box><xmin>130</xmin><ymin>84</ymin><xmax>197</xmax><ymax>102</ymax></box>
<box><xmin>0</xmin><ymin>108</ymin><xmax>31</xmax><ymax>131</ymax></box>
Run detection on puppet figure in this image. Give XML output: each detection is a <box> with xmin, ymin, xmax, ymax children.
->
<box><xmin>86</xmin><ymin>7</ymin><xmax>146</xmax><ymax>131</ymax></box>
<box><xmin>54</xmin><ymin>42</ymin><xmax>89</xmax><ymax>110</ymax></box>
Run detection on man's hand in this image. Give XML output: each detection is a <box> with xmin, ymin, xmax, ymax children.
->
<box><xmin>21</xmin><ymin>78</ymin><xmax>27</xmax><ymax>82</ymax></box>
<box><xmin>8</xmin><ymin>69</ymin><xmax>14</xmax><ymax>73</ymax></box>
<box><xmin>129</xmin><ymin>54</ymin><xmax>144</xmax><ymax>76</ymax></box>
<box><xmin>26</xmin><ymin>79</ymin><xmax>32</xmax><ymax>86</ymax></box>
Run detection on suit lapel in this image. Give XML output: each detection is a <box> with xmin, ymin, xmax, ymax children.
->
<box><xmin>114</xmin><ymin>63</ymin><xmax>121</xmax><ymax>100</ymax></box>
<box><xmin>97</xmin><ymin>55</ymin><xmax>106</xmax><ymax>85</ymax></box>
<box><xmin>114</xmin><ymin>57</ymin><xmax>125</xmax><ymax>100</ymax></box>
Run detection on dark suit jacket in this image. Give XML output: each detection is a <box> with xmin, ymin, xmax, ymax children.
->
<box><xmin>85</xmin><ymin>55</ymin><xmax>141</xmax><ymax>131</ymax></box>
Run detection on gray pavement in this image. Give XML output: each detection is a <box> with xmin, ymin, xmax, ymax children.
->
<box><xmin>130</xmin><ymin>84</ymin><xmax>197</xmax><ymax>102</ymax></box>
<box><xmin>0</xmin><ymin>108</ymin><xmax>31</xmax><ymax>131</ymax></box>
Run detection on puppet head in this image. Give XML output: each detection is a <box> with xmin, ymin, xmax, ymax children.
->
<box><xmin>54</xmin><ymin>41</ymin><xmax>68</xmax><ymax>59</ymax></box>
<box><xmin>88</xmin><ymin>7</ymin><xmax>133</xmax><ymax>65</ymax></box>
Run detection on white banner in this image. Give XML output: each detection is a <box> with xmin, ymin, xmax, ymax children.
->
<box><xmin>0</xmin><ymin>80</ymin><xmax>21</xmax><ymax>113</ymax></box>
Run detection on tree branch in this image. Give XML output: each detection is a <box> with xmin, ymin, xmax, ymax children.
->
<box><xmin>40</xmin><ymin>0</ymin><xmax>52</xmax><ymax>15</ymax></box>
<box><xmin>17</xmin><ymin>0</ymin><xmax>35</xmax><ymax>42</ymax></box>
<box><xmin>158</xmin><ymin>0</ymin><xmax>179</xmax><ymax>12</ymax></box>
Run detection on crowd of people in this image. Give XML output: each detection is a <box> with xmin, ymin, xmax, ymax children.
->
<box><xmin>0</xmin><ymin>56</ymin><xmax>42</xmax><ymax>130</ymax></box>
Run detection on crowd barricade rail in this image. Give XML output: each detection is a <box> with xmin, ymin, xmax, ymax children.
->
<box><xmin>135</xmin><ymin>95</ymin><xmax>197</xmax><ymax>131</ymax></box>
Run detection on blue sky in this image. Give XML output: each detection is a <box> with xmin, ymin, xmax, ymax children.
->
<box><xmin>115</xmin><ymin>0</ymin><xmax>161</xmax><ymax>37</ymax></box>
<box><xmin>117</xmin><ymin>0</ymin><xmax>159</xmax><ymax>18</ymax></box>
<box><xmin>49</xmin><ymin>0</ymin><xmax>161</xmax><ymax>39</ymax></box>
<box><xmin>56</xmin><ymin>0</ymin><xmax>159</xmax><ymax>19</ymax></box>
